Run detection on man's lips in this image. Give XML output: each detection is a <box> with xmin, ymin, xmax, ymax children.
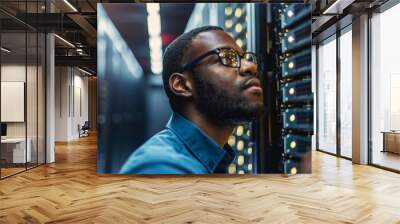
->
<box><xmin>242</xmin><ymin>78</ymin><xmax>262</xmax><ymax>90</ymax></box>
<box><xmin>242</xmin><ymin>78</ymin><xmax>263</xmax><ymax>95</ymax></box>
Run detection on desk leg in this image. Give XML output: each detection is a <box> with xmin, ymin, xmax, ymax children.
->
<box><xmin>382</xmin><ymin>133</ymin><xmax>386</xmax><ymax>153</ymax></box>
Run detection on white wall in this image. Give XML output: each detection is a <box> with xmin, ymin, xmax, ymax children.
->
<box><xmin>55</xmin><ymin>66</ymin><xmax>69</xmax><ymax>141</ymax></box>
<box><xmin>55</xmin><ymin>67</ymin><xmax>89</xmax><ymax>141</ymax></box>
<box><xmin>1</xmin><ymin>65</ymin><xmax>27</xmax><ymax>141</ymax></box>
<box><xmin>1</xmin><ymin>65</ymin><xmax>39</xmax><ymax>138</ymax></box>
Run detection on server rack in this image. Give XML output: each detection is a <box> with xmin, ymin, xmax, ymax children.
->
<box><xmin>273</xmin><ymin>4</ymin><xmax>313</xmax><ymax>174</ymax></box>
<box><xmin>255</xmin><ymin>3</ymin><xmax>312</xmax><ymax>174</ymax></box>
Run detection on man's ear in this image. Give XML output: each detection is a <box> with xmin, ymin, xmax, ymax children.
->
<box><xmin>169</xmin><ymin>72</ymin><xmax>193</xmax><ymax>98</ymax></box>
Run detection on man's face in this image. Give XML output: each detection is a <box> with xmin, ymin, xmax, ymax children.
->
<box><xmin>184</xmin><ymin>30</ymin><xmax>264</xmax><ymax>125</ymax></box>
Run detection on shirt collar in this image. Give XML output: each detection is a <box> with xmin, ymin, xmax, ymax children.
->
<box><xmin>166</xmin><ymin>112</ymin><xmax>235</xmax><ymax>173</ymax></box>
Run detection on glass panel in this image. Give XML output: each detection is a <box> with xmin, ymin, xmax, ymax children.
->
<box><xmin>1</xmin><ymin>30</ymin><xmax>27</xmax><ymax>177</ymax></box>
<box><xmin>38</xmin><ymin>32</ymin><xmax>45</xmax><ymax>165</ymax></box>
<box><xmin>27</xmin><ymin>30</ymin><xmax>38</xmax><ymax>169</ymax></box>
<box><xmin>0</xmin><ymin>1</ymin><xmax>46</xmax><ymax>178</ymax></box>
<box><xmin>371</xmin><ymin>4</ymin><xmax>400</xmax><ymax>171</ymax></box>
<box><xmin>317</xmin><ymin>37</ymin><xmax>337</xmax><ymax>154</ymax></box>
<box><xmin>26</xmin><ymin>0</ymin><xmax>39</xmax><ymax>169</ymax></box>
<box><xmin>339</xmin><ymin>29</ymin><xmax>352</xmax><ymax>158</ymax></box>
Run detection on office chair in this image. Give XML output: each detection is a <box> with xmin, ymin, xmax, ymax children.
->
<box><xmin>79</xmin><ymin>121</ymin><xmax>90</xmax><ymax>138</ymax></box>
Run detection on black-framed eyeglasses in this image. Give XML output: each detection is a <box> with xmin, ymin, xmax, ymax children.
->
<box><xmin>181</xmin><ymin>47</ymin><xmax>258</xmax><ymax>72</ymax></box>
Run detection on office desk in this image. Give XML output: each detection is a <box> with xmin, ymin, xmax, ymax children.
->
<box><xmin>382</xmin><ymin>131</ymin><xmax>400</xmax><ymax>154</ymax></box>
<box><xmin>1</xmin><ymin>138</ymin><xmax>31</xmax><ymax>163</ymax></box>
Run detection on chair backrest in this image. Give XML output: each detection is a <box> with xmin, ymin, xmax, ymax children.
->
<box><xmin>82</xmin><ymin>121</ymin><xmax>90</xmax><ymax>129</ymax></box>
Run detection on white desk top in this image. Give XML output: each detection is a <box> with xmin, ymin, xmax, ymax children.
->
<box><xmin>1</xmin><ymin>138</ymin><xmax>27</xmax><ymax>143</ymax></box>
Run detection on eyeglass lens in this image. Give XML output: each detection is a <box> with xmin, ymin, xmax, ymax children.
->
<box><xmin>219</xmin><ymin>49</ymin><xmax>256</xmax><ymax>68</ymax></box>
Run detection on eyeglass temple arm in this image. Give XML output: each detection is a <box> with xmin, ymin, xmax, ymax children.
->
<box><xmin>181</xmin><ymin>50</ymin><xmax>218</xmax><ymax>72</ymax></box>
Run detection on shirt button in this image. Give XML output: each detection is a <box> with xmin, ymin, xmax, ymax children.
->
<box><xmin>208</xmin><ymin>161</ymin><xmax>215</xmax><ymax>168</ymax></box>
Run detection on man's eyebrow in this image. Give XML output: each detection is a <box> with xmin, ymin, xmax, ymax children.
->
<box><xmin>216</xmin><ymin>45</ymin><xmax>244</xmax><ymax>53</ymax></box>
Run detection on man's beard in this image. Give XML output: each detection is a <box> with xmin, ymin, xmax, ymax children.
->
<box><xmin>192</xmin><ymin>73</ymin><xmax>264</xmax><ymax>126</ymax></box>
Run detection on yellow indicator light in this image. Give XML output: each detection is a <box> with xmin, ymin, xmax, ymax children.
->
<box><xmin>290</xmin><ymin>141</ymin><xmax>296</xmax><ymax>149</ymax></box>
<box><xmin>247</xmin><ymin>147</ymin><xmax>253</xmax><ymax>155</ymax></box>
<box><xmin>237</xmin><ymin>140</ymin><xmax>244</xmax><ymax>151</ymax></box>
<box><xmin>237</xmin><ymin>155</ymin><xmax>244</xmax><ymax>165</ymax></box>
<box><xmin>290</xmin><ymin>167</ymin><xmax>297</xmax><ymax>175</ymax></box>
<box><xmin>289</xmin><ymin>114</ymin><xmax>296</xmax><ymax>122</ymax></box>
<box><xmin>225</xmin><ymin>19</ymin><xmax>233</xmax><ymax>28</ymax></box>
<box><xmin>228</xmin><ymin>164</ymin><xmax>236</xmax><ymax>174</ymax></box>
<box><xmin>235</xmin><ymin>23</ymin><xmax>243</xmax><ymax>33</ymax></box>
<box><xmin>236</xmin><ymin>126</ymin><xmax>244</xmax><ymax>136</ymax></box>
<box><xmin>228</xmin><ymin>135</ymin><xmax>236</xmax><ymax>146</ymax></box>
<box><xmin>225</xmin><ymin>7</ymin><xmax>233</xmax><ymax>16</ymax></box>
<box><xmin>235</xmin><ymin>8</ymin><xmax>242</xmax><ymax>18</ymax></box>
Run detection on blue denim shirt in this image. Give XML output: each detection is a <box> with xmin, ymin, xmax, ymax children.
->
<box><xmin>120</xmin><ymin>112</ymin><xmax>236</xmax><ymax>174</ymax></box>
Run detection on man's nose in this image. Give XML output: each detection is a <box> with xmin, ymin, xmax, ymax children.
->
<box><xmin>239</xmin><ymin>59</ymin><xmax>258</xmax><ymax>78</ymax></box>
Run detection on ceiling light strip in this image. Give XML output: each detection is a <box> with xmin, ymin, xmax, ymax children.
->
<box><xmin>54</xmin><ymin>34</ymin><xmax>75</xmax><ymax>48</ymax></box>
<box><xmin>78</xmin><ymin>67</ymin><xmax>92</xmax><ymax>76</ymax></box>
<box><xmin>1</xmin><ymin>47</ymin><xmax>11</xmax><ymax>53</ymax></box>
<box><xmin>322</xmin><ymin>0</ymin><xmax>355</xmax><ymax>15</ymax></box>
<box><xmin>63</xmin><ymin>0</ymin><xmax>78</xmax><ymax>12</ymax></box>
<box><xmin>147</xmin><ymin>3</ymin><xmax>163</xmax><ymax>75</ymax></box>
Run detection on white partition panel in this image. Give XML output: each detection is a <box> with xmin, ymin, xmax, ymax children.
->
<box><xmin>1</xmin><ymin>82</ymin><xmax>25</xmax><ymax>122</ymax></box>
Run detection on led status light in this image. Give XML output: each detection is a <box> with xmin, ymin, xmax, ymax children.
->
<box><xmin>228</xmin><ymin>135</ymin><xmax>236</xmax><ymax>146</ymax></box>
<box><xmin>237</xmin><ymin>155</ymin><xmax>244</xmax><ymax>165</ymax></box>
<box><xmin>237</xmin><ymin>140</ymin><xmax>244</xmax><ymax>151</ymax></box>
<box><xmin>287</xmin><ymin>10</ymin><xmax>294</xmax><ymax>17</ymax></box>
<box><xmin>235</xmin><ymin>8</ymin><xmax>242</xmax><ymax>18</ymax></box>
<box><xmin>247</xmin><ymin>147</ymin><xmax>253</xmax><ymax>155</ymax></box>
<box><xmin>288</xmin><ymin>36</ymin><xmax>295</xmax><ymax>43</ymax></box>
<box><xmin>225</xmin><ymin>7</ymin><xmax>233</xmax><ymax>16</ymax></box>
<box><xmin>290</xmin><ymin>167</ymin><xmax>297</xmax><ymax>175</ymax></box>
<box><xmin>236</xmin><ymin>126</ymin><xmax>244</xmax><ymax>136</ymax></box>
<box><xmin>228</xmin><ymin>164</ymin><xmax>236</xmax><ymax>174</ymax></box>
<box><xmin>225</xmin><ymin>19</ymin><xmax>233</xmax><ymax>28</ymax></box>
<box><xmin>235</xmin><ymin>23</ymin><xmax>243</xmax><ymax>33</ymax></box>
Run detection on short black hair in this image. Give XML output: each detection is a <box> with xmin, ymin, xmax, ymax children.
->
<box><xmin>162</xmin><ymin>26</ymin><xmax>223</xmax><ymax>110</ymax></box>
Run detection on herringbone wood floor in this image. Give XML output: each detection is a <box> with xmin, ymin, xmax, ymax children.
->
<box><xmin>1</xmin><ymin>135</ymin><xmax>400</xmax><ymax>224</ymax></box>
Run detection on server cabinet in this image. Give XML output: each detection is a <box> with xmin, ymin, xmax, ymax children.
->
<box><xmin>257</xmin><ymin>3</ymin><xmax>313</xmax><ymax>174</ymax></box>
